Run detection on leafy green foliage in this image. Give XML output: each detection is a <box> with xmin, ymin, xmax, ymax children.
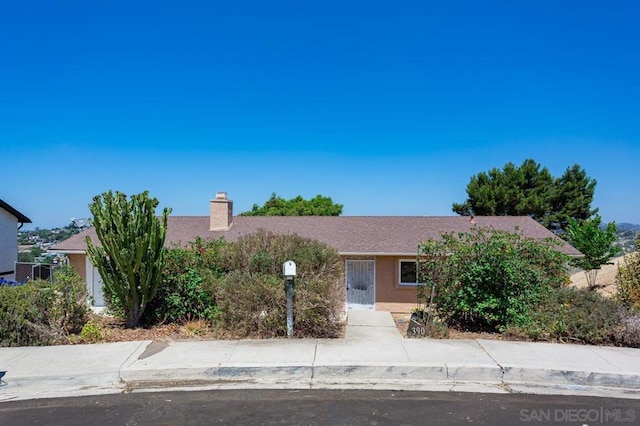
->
<box><xmin>0</xmin><ymin>265</ymin><xmax>89</xmax><ymax>347</ymax></box>
<box><xmin>86</xmin><ymin>190</ymin><xmax>171</xmax><ymax>328</ymax></box>
<box><xmin>212</xmin><ymin>230</ymin><xmax>344</xmax><ymax>338</ymax></box>
<box><xmin>415</xmin><ymin>240</ymin><xmax>449</xmax><ymax>324</ymax></box>
<box><xmin>240</xmin><ymin>193</ymin><xmax>343</xmax><ymax>216</ymax></box>
<box><xmin>0</xmin><ymin>283</ymin><xmax>50</xmax><ymax>346</ymax></box>
<box><xmin>143</xmin><ymin>238</ymin><xmax>225</xmax><ymax>325</ymax></box>
<box><xmin>617</xmin><ymin>237</ymin><xmax>640</xmax><ymax>311</ymax></box>
<box><xmin>566</xmin><ymin>215</ymin><xmax>621</xmax><ymax>288</ymax></box>
<box><xmin>18</xmin><ymin>251</ymin><xmax>35</xmax><ymax>262</ymax></box>
<box><xmin>505</xmin><ymin>287</ymin><xmax>624</xmax><ymax>346</ymax></box>
<box><xmin>452</xmin><ymin>159</ymin><xmax>597</xmax><ymax>232</ymax></box>
<box><xmin>418</xmin><ymin>227</ymin><xmax>568</xmax><ymax>331</ymax></box>
<box><xmin>78</xmin><ymin>320</ymin><xmax>104</xmax><ymax>343</ymax></box>
<box><xmin>49</xmin><ymin>265</ymin><xmax>91</xmax><ymax>334</ymax></box>
<box><xmin>17</xmin><ymin>245</ymin><xmax>51</xmax><ymax>263</ymax></box>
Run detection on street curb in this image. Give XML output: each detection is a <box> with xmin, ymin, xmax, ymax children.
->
<box><xmin>120</xmin><ymin>365</ymin><xmax>313</xmax><ymax>385</ymax></box>
<box><xmin>501</xmin><ymin>366</ymin><xmax>640</xmax><ymax>390</ymax></box>
<box><xmin>0</xmin><ymin>374</ymin><xmax>126</xmax><ymax>402</ymax></box>
<box><xmin>119</xmin><ymin>363</ymin><xmax>640</xmax><ymax>397</ymax></box>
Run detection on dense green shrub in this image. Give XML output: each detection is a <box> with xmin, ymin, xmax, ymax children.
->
<box><xmin>0</xmin><ymin>282</ymin><xmax>50</xmax><ymax>346</ymax></box>
<box><xmin>617</xmin><ymin>239</ymin><xmax>640</xmax><ymax>311</ymax></box>
<box><xmin>49</xmin><ymin>265</ymin><xmax>90</xmax><ymax>334</ymax></box>
<box><xmin>211</xmin><ymin>230</ymin><xmax>344</xmax><ymax>338</ymax></box>
<box><xmin>78</xmin><ymin>319</ymin><xmax>104</xmax><ymax>343</ymax></box>
<box><xmin>143</xmin><ymin>237</ymin><xmax>225</xmax><ymax>325</ymax></box>
<box><xmin>0</xmin><ymin>265</ymin><xmax>89</xmax><ymax>347</ymax></box>
<box><xmin>506</xmin><ymin>287</ymin><xmax>624</xmax><ymax>345</ymax></box>
<box><xmin>419</xmin><ymin>227</ymin><xmax>568</xmax><ymax>331</ymax></box>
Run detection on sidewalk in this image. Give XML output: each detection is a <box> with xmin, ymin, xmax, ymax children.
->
<box><xmin>1</xmin><ymin>311</ymin><xmax>640</xmax><ymax>402</ymax></box>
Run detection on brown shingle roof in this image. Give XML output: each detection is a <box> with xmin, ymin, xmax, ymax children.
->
<box><xmin>50</xmin><ymin>215</ymin><xmax>581</xmax><ymax>256</ymax></box>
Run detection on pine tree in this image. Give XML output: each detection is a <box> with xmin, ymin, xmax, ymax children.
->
<box><xmin>453</xmin><ymin>159</ymin><xmax>597</xmax><ymax>233</ymax></box>
<box><xmin>544</xmin><ymin>164</ymin><xmax>598</xmax><ymax>232</ymax></box>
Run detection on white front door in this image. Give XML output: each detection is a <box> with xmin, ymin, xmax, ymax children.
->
<box><xmin>345</xmin><ymin>260</ymin><xmax>375</xmax><ymax>310</ymax></box>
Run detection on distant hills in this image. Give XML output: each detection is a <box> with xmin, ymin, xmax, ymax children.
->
<box><xmin>616</xmin><ymin>223</ymin><xmax>640</xmax><ymax>233</ymax></box>
<box><xmin>615</xmin><ymin>223</ymin><xmax>639</xmax><ymax>253</ymax></box>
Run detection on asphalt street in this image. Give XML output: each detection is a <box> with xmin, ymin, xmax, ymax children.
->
<box><xmin>2</xmin><ymin>389</ymin><xmax>640</xmax><ymax>425</ymax></box>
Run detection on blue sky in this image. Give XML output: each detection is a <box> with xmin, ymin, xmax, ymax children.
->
<box><xmin>2</xmin><ymin>1</ymin><xmax>638</xmax><ymax>229</ymax></box>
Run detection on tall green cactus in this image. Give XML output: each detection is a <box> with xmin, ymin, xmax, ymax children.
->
<box><xmin>86</xmin><ymin>190</ymin><xmax>171</xmax><ymax>328</ymax></box>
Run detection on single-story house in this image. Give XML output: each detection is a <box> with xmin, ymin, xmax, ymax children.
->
<box><xmin>0</xmin><ymin>199</ymin><xmax>32</xmax><ymax>282</ymax></box>
<box><xmin>50</xmin><ymin>192</ymin><xmax>580</xmax><ymax>311</ymax></box>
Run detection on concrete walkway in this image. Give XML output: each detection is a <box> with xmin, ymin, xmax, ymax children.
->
<box><xmin>1</xmin><ymin>311</ymin><xmax>640</xmax><ymax>402</ymax></box>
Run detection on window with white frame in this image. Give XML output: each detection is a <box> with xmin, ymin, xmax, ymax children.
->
<box><xmin>399</xmin><ymin>259</ymin><xmax>418</xmax><ymax>286</ymax></box>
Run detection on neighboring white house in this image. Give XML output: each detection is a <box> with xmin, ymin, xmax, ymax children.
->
<box><xmin>0</xmin><ymin>199</ymin><xmax>32</xmax><ymax>282</ymax></box>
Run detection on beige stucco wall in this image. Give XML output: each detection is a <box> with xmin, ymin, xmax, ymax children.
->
<box><xmin>67</xmin><ymin>254</ymin><xmax>87</xmax><ymax>282</ymax></box>
<box><xmin>375</xmin><ymin>256</ymin><xmax>418</xmax><ymax>304</ymax></box>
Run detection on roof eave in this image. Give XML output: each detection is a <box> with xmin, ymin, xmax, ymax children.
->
<box><xmin>0</xmin><ymin>199</ymin><xmax>32</xmax><ymax>224</ymax></box>
<box><xmin>48</xmin><ymin>249</ymin><xmax>86</xmax><ymax>254</ymax></box>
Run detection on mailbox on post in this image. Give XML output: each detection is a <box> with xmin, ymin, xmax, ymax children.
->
<box><xmin>283</xmin><ymin>260</ymin><xmax>297</xmax><ymax>280</ymax></box>
<box><xmin>283</xmin><ymin>261</ymin><xmax>296</xmax><ymax>337</ymax></box>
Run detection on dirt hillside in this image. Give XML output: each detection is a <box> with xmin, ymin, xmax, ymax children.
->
<box><xmin>569</xmin><ymin>255</ymin><xmax>627</xmax><ymax>297</ymax></box>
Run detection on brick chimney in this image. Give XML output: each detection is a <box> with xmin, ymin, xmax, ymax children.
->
<box><xmin>210</xmin><ymin>192</ymin><xmax>233</xmax><ymax>231</ymax></box>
